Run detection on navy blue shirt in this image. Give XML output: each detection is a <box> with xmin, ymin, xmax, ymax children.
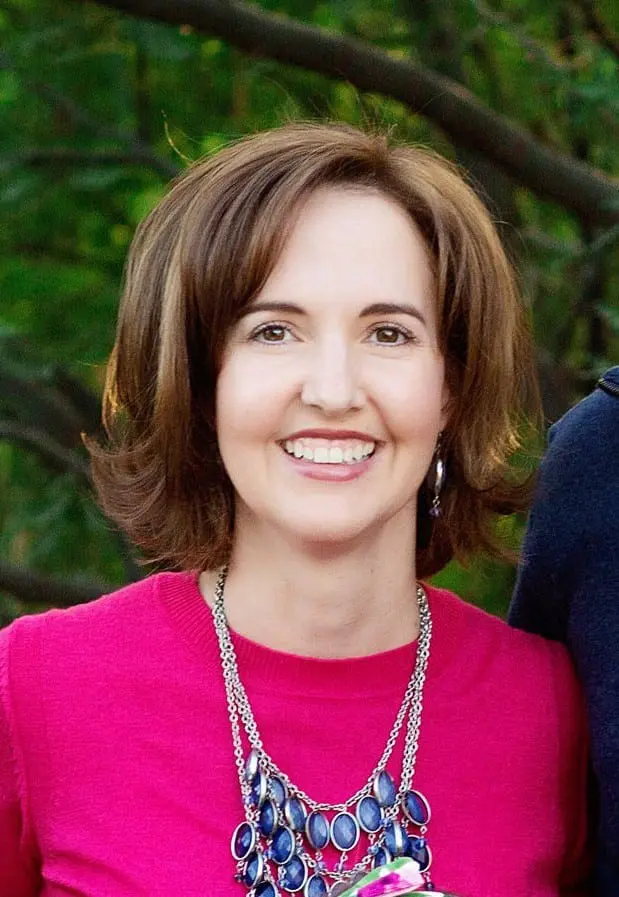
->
<box><xmin>510</xmin><ymin>366</ymin><xmax>619</xmax><ymax>895</ymax></box>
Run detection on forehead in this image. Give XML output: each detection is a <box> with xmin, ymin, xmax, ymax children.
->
<box><xmin>255</xmin><ymin>187</ymin><xmax>435</xmax><ymax>312</ymax></box>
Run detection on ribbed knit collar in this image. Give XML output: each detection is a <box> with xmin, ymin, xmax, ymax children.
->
<box><xmin>156</xmin><ymin>570</ymin><xmax>463</xmax><ymax>697</ymax></box>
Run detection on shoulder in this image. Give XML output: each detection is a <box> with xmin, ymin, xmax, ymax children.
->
<box><xmin>1</xmin><ymin>573</ymin><xmax>152</xmax><ymax>651</ymax></box>
<box><xmin>0</xmin><ymin>571</ymin><xmax>195</xmax><ymax>692</ymax></box>
<box><xmin>529</xmin><ymin>368</ymin><xmax>619</xmax><ymax>547</ymax></box>
<box><xmin>598</xmin><ymin>365</ymin><xmax>619</xmax><ymax>398</ymax></box>
<box><xmin>549</xmin><ymin>366</ymin><xmax>619</xmax><ymax>451</ymax></box>
<box><xmin>431</xmin><ymin>588</ymin><xmax>587</xmax><ymax>792</ymax></box>
<box><xmin>0</xmin><ymin>571</ymin><xmax>203</xmax><ymax>774</ymax></box>
<box><xmin>428</xmin><ymin>586</ymin><xmax>582</xmax><ymax>721</ymax></box>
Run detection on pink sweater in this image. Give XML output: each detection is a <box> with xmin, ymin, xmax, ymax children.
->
<box><xmin>0</xmin><ymin>572</ymin><xmax>589</xmax><ymax>896</ymax></box>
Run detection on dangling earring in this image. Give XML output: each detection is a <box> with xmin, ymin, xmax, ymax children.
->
<box><xmin>429</xmin><ymin>432</ymin><xmax>446</xmax><ymax>519</ymax></box>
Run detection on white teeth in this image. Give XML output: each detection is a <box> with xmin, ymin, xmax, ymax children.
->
<box><xmin>282</xmin><ymin>439</ymin><xmax>376</xmax><ymax>464</ymax></box>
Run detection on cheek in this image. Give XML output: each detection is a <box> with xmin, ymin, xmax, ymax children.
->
<box><xmin>215</xmin><ymin>357</ymin><xmax>289</xmax><ymax>445</ymax></box>
<box><xmin>378</xmin><ymin>361</ymin><xmax>446</xmax><ymax>438</ymax></box>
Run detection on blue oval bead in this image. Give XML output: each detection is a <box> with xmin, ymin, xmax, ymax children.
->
<box><xmin>231</xmin><ymin>821</ymin><xmax>256</xmax><ymax>861</ymax></box>
<box><xmin>259</xmin><ymin>799</ymin><xmax>278</xmax><ymax>837</ymax></box>
<box><xmin>242</xmin><ymin>850</ymin><xmax>265</xmax><ymax>887</ymax></box>
<box><xmin>256</xmin><ymin>883</ymin><xmax>278</xmax><ymax>897</ymax></box>
<box><xmin>304</xmin><ymin>874</ymin><xmax>328</xmax><ymax>897</ymax></box>
<box><xmin>245</xmin><ymin>749</ymin><xmax>260</xmax><ymax>783</ymax></box>
<box><xmin>280</xmin><ymin>855</ymin><xmax>308</xmax><ymax>892</ymax></box>
<box><xmin>251</xmin><ymin>770</ymin><xmax>269</xmax><ymax>808</ymax></box>
<box><xmin>356</xmin><ymin>795</ymin><xmax>382</xmax><ymax>833</ymax></box>
<box><xmin>305</xmin><ymin>811</ymin><xmax>330</xmax><ymax>849</ymax></box>
<box><xmin>330</xmin><ymin>811</ymin><xmax>360</xmax><ymax>851</ymax></box>
<box><xmin>284</xmin><ymin>796</ymin><xmax>307</xmax><ymax>832</ymax></box>
<box><xmin>384</xmin><ymin>820</ymin><xmax>407</xmax><ymax>856</ymax></box>
<box><xmin>373</xmin><ymin>770</ymin><xmax>397</xmax><ymax>808</ymax></box>
<box><xmin>270</xmin><ymin>776</ymin><xmax>288</xmax><ymax>809</ymax></box>
<box><xmin>402</xmin><ymin>789</ymin><xmax>431</xmax><ymax>826</ymax></box>
<box><xmin>271</xmin><ymin>826</ymin><xmax>295</xmax><ymax>865</ymax></box>
<box><xmin>372</xmin><ymin>845</ymin><xmax>392</xmax><ymax>868</ymax></box>
<box><xmin>407</xmin><ymin>836</ymin><xmax>432</xmax><ymax>872</ymax></box>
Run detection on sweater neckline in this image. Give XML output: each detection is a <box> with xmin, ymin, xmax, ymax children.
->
<box><xmin>156</xmin><ymin>570</ymin><xmax>462</xmax><ymax>697</ymax></box>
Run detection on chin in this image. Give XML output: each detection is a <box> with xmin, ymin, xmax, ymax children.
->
<box><xmin>277</xmin><ymin>511</ymin><xmax>391</xmax><ymax>551</ymax></box>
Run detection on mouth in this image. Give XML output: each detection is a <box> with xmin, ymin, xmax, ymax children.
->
<box><xmin>281</xmin><ymin>437</ymin><xmax>377</xmax><ymax>466</ymax></box>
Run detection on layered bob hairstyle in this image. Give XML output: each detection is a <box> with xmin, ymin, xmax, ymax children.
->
<box><xmin>89</xmin><ymin>122</ymin><xmax>539</xmax><ymax>578</ymax></box>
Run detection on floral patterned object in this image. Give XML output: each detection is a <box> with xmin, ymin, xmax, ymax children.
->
<box><xmin>337</xmin><ymin>858</ymin><xmax>457</xmax><ymax>897</ymax></box>
<box><xmin>338</xmin><ymin>858</ymin><xmax>424</xmax><ymax>896</ymax></box>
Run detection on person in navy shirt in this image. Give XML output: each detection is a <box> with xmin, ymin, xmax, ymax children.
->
<box><xmin>510</xmin><ymin>366</ymin><xmax>619</xmax><ymax>895</ymax></box>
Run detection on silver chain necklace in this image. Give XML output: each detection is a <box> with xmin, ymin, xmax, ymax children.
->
<box><xmin>210</xmin><ymin>567</ymin><xmax>435</xmax><ymax>897</ymax></box>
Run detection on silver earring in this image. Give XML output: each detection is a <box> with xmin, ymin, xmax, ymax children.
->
<box><xmin>429</xmin><ymin>433</ymin><xmax>446</xmax><ymax>519</ymax></box>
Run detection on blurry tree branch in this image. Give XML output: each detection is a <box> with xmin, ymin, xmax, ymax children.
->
<box><xmin>14</xmin><ymin>242</ymin><xmax>120</xmax><ymax>273</ymax></box>
<box><xmin>0</xmin><ymin>364</ymin><xmax>97</xmax><ymax>448</ymax></box>
<box><xmin>0</xmin><ymin>358</ymin><xmax>143</xmax><ymax>586</ymax></box>
<box><xmin>467</xmin><ymin>0</ymin><xmax>576</xmax><ymax>72</ymax></box>
<box><xmin>573</xmin><ymin>0</ymin><xmax>619</xmax><ymax>59</ymax></box>
<box><xmin>583</xmin><ymin>220</ymin><xmax>619</xmax><ymax>259</ymax></box>
<box><xmin>398</xmin><ymin>0</ymin><xmax>521</xmax><ymax>252</ymax></box>
<box><xmin>20</xmin><ymin>147</ymin><xmax>180</xmax><ymax>179</ymax></box>
<box><xmin>0</xmin><ymin>420</ymin><xmax>92</xmax><ymax>483</ymax></box>
<box><xmin>0</xmin><ymin>560</ymin><xmax>112</xmax><ymax>608</ymax></box>
<box><xmin>78</xmin><ymin>0</ymin><xmax>619</xmax><ymax>224</ymax></box>
<box><xmin>520</xmin><ymin>228</ymin><xmax>581</xmax><ymax>256</ymax></box>
<box><xmin>0</xmin><ymin>52</ymin><xmax>181</xmax><ymax>180</ymax></box>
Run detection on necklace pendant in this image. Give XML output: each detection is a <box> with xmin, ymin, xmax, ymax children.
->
<box><xmin>330</xmin><ymin>812</ymin><xmax>360</xmax><ymax>852</ymax></box>
<box><xmin>278</xmin><ymin>854</ymin><xmax>309</xmax><ymax>892</ymax></box>
<box><xmin>283</xmin><ymin>796</ymin><xmax>308</xmax><ymax>832</ymax></box>
<box><xmin>231</xmin><ymin>821</ymin><xmax>257</xmax><ymax>861</ymax></box>
<box><xmin>245</xmin><ymin>749</ymin><xmax>261</xmax><ymax>783</ymax></box>
<box><xmin>304</xmin><ymin>873</ymin><xmax>328</xmax><ymax>896</ymax></box>
<box><xmin>372</xmin><ymin>770</ymin><xmax>397</xmax><ymax>808</ymax></box>
<box><xmin>255</xmin><ymin>883</ymin><xmax>279</xmax><ymax>897</ymax></box>
<box><xmin>241</xmin><ymin>850</ymin><xmax>266</xmax><ymax>888</ymax></box>
<box><xmin>250</xmin><ymin>769</ymin><xmax>269</xmax><ymax>808</ymax></box>
<box><xmin>383</xmin><ymin>820</ymin><xmax>408</xmax><ymax>857</ymax></box>
<box><xmin>356</xmin><ymin>796</ymin><xmax>382</xmax><ymax>834</ymax></box>
<box><xmin>305</xmin><ymin>811</ymin><xmax>330</xmax><ymax>850</ymax></box>
<box><xmin>402</xmin><ymin>789</ymin><xmax>431</xmax><ymax>826</ymax></box>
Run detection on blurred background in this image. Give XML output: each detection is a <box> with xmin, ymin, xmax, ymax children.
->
<box><xmin>1</xmin><ymin>0</ymin><xmax>618</xmax><ymax>625</ymax></box>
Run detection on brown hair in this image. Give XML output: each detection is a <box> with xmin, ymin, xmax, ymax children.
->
<box><xmin>88</xmin><ymin>122</ymin><xmax>539</xmax><ymax>578</ymax></box>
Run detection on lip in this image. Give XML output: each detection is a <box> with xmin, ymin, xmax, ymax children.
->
<box><xmin>282</xmin><ymin>428</ymin><xmax>379</xmax><ymax>442</ymax></box>
<box><xmin>281</xmin><ymin>447</ymin><xmax>377</xmax><ymax>482</ymax></box>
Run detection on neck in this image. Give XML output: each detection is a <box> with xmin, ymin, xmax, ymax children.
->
<box><xmin>199</xmin><ymin>512</ymin><xmax>420</xmax><ymax>658</ymax></box>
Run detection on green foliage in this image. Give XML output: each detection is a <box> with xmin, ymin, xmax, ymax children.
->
<box><xmin>1</xmin><ymin>0</ymin><xmax>618</xmax><ymax>620</ymax></box>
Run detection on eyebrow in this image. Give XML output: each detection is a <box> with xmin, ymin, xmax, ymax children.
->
<box><xmin>242</xmin><ymin>300</ymin><xmax>427</xmax><ymax>327</ymax></box>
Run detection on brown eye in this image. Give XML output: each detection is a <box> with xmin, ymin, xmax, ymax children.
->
<box><xmin>376</xmin><ymin>327</ymin><xmax>399</xmax><ymax>343</ymax></box>
<box><xmin>371</xmin><ymin>326</ymin><xmax>411</xmax><ymax>345</ymax></box>
<box><xmin>253</xmin><ymin>325</ymin><xmax>290</xmax><ymax>343</ymax></box>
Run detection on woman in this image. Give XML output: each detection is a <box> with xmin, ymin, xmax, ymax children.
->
<box><xmin>0</xmin><ymin>123</ymin><xmax>590</xmax><ymax>896</ymax></box>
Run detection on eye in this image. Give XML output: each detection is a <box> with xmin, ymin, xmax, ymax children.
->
<box><xmin>250</xmin><ymin>323</ymin><xmax>295</xmax><ymax>344</ymax></box>
<box><xmin>367</xmin><ymin>324</ymin><xmax>415</xmax><ymax>345</ymax></box>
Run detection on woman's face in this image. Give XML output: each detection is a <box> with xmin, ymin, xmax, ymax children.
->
<box><xmin>216</xmin><ymin>187</ymin><xmax>448</xmax><ymax>548</ymax></box>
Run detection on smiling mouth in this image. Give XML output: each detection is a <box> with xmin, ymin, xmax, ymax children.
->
<box><xmin>282</xmin><ymin>439</ymin><xmax>376</xmax><ymax>465</ymax></box>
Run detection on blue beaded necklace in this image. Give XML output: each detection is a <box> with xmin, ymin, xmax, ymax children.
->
<box><xmin>210</xmin><ymin>568</ymin><xmax>435</xmax><ymax>896</ymax></box>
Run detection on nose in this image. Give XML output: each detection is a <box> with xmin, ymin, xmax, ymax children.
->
<box><xmin>300</xmin><ymin>335</ymin><xmax>365</xmax><ymax>414</ymax></box>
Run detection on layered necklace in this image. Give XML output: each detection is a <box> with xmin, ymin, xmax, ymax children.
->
<box><xmin>210</xmin><ymin>567</ymin><xmax>435</xmax><ymax>897</ymax></box>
